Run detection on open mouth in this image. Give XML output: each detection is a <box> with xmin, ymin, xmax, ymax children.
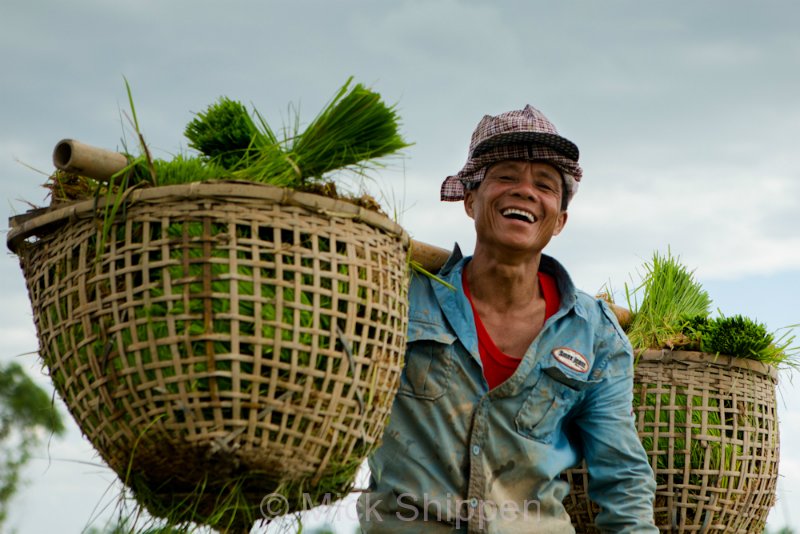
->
<box><xmin>501</xmin><ymin>208</ymin><xmax>536</xmax><ymax>223</ymax></box>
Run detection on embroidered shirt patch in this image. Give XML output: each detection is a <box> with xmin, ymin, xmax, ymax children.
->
<box><xmin>552</xmin><ymin>347</ymin><xmax>590</xmax><ymax>373</ymax></box>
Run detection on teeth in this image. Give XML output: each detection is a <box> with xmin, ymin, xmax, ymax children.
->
<box><xmin>501</xmin><ymin>208</ymin><xmax>536</xmax><ymax>223</ymax></box>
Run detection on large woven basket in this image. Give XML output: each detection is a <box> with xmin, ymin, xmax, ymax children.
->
<box><xmin>563</xmin><ymin>349</ymin><xmax>779</xmax><ymax>533</ymax></box>
<box><xmin>7</xmin><ymin>181</ymin><xmax>409</xmax><ymax>527</ymax></box>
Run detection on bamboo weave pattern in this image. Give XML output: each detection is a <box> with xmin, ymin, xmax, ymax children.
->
<box><xmin>563</xmin><ymin>350</ymin><xmax>779</xmax><ymax>533</ymax></box>
<box><xmin>10</xmin><ymin>182</ymin><xmax>409</xmax><ymax>521</ymax></box>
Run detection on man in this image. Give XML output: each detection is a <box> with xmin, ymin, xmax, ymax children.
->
<box><xmin>358</xmin><ymin>106</ymin><xmax>657</xmax><ymax>533</ymax></box>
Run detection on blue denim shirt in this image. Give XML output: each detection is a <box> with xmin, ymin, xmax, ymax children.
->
<box><xmin>359</xmin><ymin>247</ymin><xmax>656</xmax><ymax>533</ymax></box>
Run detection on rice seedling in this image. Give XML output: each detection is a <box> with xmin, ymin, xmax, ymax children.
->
<box><xmin>52</xmin><ymin>77</ymin><xmax>409</xmax><ymax>264</ymax></box>
<box><xmin>148</xmin><ymin>156</ymin><xmax>227</xmax><ymax>186</ymax></box>
<box><xmin>560</xmin><ymin>251</ymin><xmax>781</xmax><ymax>530</ymax></box>
<box><xmin>407</xmin><ymin>260</ymin><xmax>455</xmax><ymax>291</ymax></box>
<box><xmin>625</xmin><ymin>249</ymin><xmax>712</xmax><ymax>351</ymax></box>
<box><xmin>125</xmin><ymin>469</ymin><xmax>267</xmax><ymax>533</ymax></box>
<box><xmin>184</xmin><ymin>97</ymin><xmax>276</xmax><ymax>171</ymax></box>
<box><xmin>280</xmin><ymin>78</ymin><xmax>410</xmax><ymax>185</ymax></box>
<box><xmin>624</xmin><ymin>249</ymin><xmax>798</xmax><ymax>368</ymax></box>
<box><xmin>136</xmin><ymin>76</ymin><xmax>409</xmax><ymax>192</ymax></box>
<box><xmin>680</xmin><ymin>314</ymin><xmax>799</xmax><ymax>367</ymax></box>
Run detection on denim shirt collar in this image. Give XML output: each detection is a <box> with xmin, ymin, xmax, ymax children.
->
<box><xmin>432</xmin><ymin>244</ymin><xmax>581</xmax><ymax>394</ymax></box>
<box><xmin>436</xmin><ymin>243</ymin><xmax>579</xmax><ymax>313</ymax></box>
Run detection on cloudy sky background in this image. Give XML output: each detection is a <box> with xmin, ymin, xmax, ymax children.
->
<box><xmin>2</xmin><ymin>1</ymin><xmax>799</xmax><ymax>532</ymax></box>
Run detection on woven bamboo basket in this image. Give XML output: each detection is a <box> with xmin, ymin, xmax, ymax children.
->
<box><xmin>7</xmin><ymin>181</ymin><xmax>409</xmax><ymax>527</ymax></box>
<box><xmin>563</xmin><ymin>349</ymin><xmax>779</xmax><ymax>533</ymax></box>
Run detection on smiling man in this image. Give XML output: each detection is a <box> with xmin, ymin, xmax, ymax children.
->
<box><xmin>359</xmin><ymin>106</ymin><xmax>657</xmax><ymax>533</ymax></box>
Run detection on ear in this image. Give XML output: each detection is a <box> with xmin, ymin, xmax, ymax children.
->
<box><xmin>552</xmin><ymin>210</ymin><xmax>568</xmax><ymax>236</ymax></box>
<box><xmin>464</xmin><ymin>189</ymin><xmax>476</xmax><ymax>219</ymax></box>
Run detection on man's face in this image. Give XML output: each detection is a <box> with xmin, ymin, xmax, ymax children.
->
<box><xmin>464</xmin><ymin>160</ymin><xmax>568</xmax><ymax>255</ymax></box>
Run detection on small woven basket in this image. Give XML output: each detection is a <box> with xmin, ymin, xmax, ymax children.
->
<box><xmin>8</xmin><ymin>181</ymin><xmax>409</xmax><ymax>527</ymax></box>
<box><xmin>563</xmin><ymin>349</ymin><xmax>779</xmax><ymax>533</ymax></box>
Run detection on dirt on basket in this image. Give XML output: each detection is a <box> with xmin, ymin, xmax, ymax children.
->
<box><xmin>44</xmin><ymin>171</ymin><xmax>98</xmax><ymax>205</ymax></box>
<box><xmin>297</xmin><ymin>180</ymin><xmax>386</xmax><ymax>215</ymax></box>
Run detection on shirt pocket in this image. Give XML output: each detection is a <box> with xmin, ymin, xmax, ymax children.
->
<box><xmin>397</xmin><ymin>320</ymin><xmax>456</xmax><ymax>401</ymax></box>
<box><xmin>515</xmin><ymin>365</ymin><xmax>599</xmax><ymax>443</ymax></box>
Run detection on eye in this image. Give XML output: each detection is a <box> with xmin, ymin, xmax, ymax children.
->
<box><xmin>536</xmin><ymin>181</ymin><xmax>554</xmax><ymax>192</ymax></box>
<box><xmin>487</xmin><ymin>173</ymin><xmax>515</xmax><ymax>184</ymax></box>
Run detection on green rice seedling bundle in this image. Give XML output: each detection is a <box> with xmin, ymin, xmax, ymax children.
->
<box><xmin>680</xmin><ymin>314</ymin><xmax>799</xmax><ymax>368</ymax></box>
<box><xmin>8</xmin><ymin>79</ymin><xmax>412</xmax><ymax>532</ymax></box>
<box><xmin>625</xmin><ymin>249</ymin><xmax>712</xmax><ymax>351</ymax></box>
<box><xmin>627</xmin><ymin>252</ymin><xmax>782</xmax><ymax>531</ymax></box>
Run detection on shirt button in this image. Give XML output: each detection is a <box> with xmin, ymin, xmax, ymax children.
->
<box><xmin>470</xmin><ymin>498</ymin><xmax>479</xmax><ymax>508</ymax></box>
<box><xmin>471</xmin><ymin>445</ymin><xmax>480</xmax><ymax>456</ymax></box>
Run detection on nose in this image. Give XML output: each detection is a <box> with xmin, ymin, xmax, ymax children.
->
<box><xmin>509</xmin><ymin>177</ymin><xmax>540</xmax><ymax>202</ymax></box>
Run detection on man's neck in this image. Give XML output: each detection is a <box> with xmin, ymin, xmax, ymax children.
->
<box><xmin>465</xmin><ymin>248</ymin><xmax>544</xmax><ymax>311</ymax></box>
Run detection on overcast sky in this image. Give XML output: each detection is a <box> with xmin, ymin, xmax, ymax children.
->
<box><xmin>2</xmin><ymin>1</ymin><xmax>799</xmax><ymax>532</ymax></box>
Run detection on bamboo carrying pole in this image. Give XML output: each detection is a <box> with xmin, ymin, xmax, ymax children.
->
<box><xmin>53</xmin><ymin>139</ymin><xmax>129</xmax><ymax>182</ymax></box>
<box><xmin>48</xmin><ymin>140</ymin><xmax>633</xmax><ymax>325</ymax></box>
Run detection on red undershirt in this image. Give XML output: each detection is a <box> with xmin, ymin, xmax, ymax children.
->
<box><xmin>462</xmin><ymin>269</ymin><xmax>560</xmax><ymax>389</ymax></box>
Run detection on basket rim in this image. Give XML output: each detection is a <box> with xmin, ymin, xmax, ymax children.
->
<box><xmin>6</xmin><ymin>180</ymin><xmax>409</xmax><ymax>253</ymax></box>
<box><xmin>636</xmin><ymin>348</ymin><xmax>778</xmax><ymax>380</ymax></box>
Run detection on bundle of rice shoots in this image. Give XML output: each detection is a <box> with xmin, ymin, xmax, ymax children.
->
<box><xmin>625</xmin><ymin>249</ymin><xmax>711</xmax><ymax>350</ymax></box>
<box><xmin>51</xmin><ymin>76</ymin><xmax>409</xmax><ymax>202</ymax></box>
<box><xmin>231</xmin><ymin>78</ymin><xmax>410</xmax><ymax>187</ymax></box>
<box><xmin>680</xmin><ymin>313</ymin><xmax>796</xmax><ymax>366</ymax></box>
<box><xmin>184</xmin><ymin>96</ymin><xmax>277</xmax><ymax>170</ymax></box>
<box><xmin>288</xmin><ymin>80</ymin><xmax>409</xmax><ymax>179</ymax></box>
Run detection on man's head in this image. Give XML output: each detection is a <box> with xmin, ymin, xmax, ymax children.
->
<box><xmin>463</xmin><ymin>159</ymin><xmax>568</xmax><ymax>255</ymax></box>
<box><xmin>441</xmin><ymin>105</ymin><xmax>582</xmax><ymax>211</ymax></box>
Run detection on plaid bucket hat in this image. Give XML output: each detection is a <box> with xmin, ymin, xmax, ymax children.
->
<box><xmin>441</xmin><ymin>105</ymin><xmax>583</xmax><ymax>203</ymax></box>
